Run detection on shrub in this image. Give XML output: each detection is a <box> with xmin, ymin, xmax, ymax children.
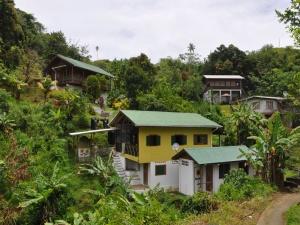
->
<box><xmin>0</xmin><ymin>89</ymin><xmax>10</xmax><ymax>113</ymax></box>
<box><xmin>181</xmin><ymin>191</ymin><xmax>218</xmax><ymax>215</ymax></box>
<box><xmin>84</xmin><ymin>75</ymin><xmax>108</xmax><ymax>101</ymax></box>
<box><xmin>217</xmin><ymin>169</ymin><xmax>274</xmax><ymax>201</ymax></box>
<box><xmin>72</xmin><ymin>114</ymin><xmax>90</xmax><ymax>129</ymax></box>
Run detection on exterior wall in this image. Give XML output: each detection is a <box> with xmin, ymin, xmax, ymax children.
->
<box><xmin>178</xmin><ymin>161</ymin><xmax>255</xmax><ymax>195</ymax></box>
<box><xmin>179</xmin><ymin>159</ymin><xmax>194</xmax><ymax>195</ymax></box>
<box><xmin>138</xmin><ymin>127</ymin><xmax>213</xmax><ymax>163</ymax></box>
<box><xmin>212</xmin><ymin>162</ymin><xmax>239</xmax><ymax>192</ymax></box>
<box><xmin>148</xmin><ymin>161</ymin><xmax>179</xmax><ymax>190</ymax></box>
<box><xmin>246</xmin><ymin>99</ymin><xmax>279</xmax><ymax>115</ymax></box>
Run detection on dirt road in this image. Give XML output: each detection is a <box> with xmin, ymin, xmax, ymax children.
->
<box><xmin>257</xmin><ymin>192</ymin><xmax>300</xmax><ymax>225</ymax></box>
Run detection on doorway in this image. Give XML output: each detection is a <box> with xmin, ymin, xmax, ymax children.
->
<box><xmin>206</xmin><ymin>165</ymin><xmax>213</xmax><ymax>192</ymax></box>
<box><xmin>143</xmin><ymin>163</ymin><xmax>149</xmax><ymax>185</ymax></box>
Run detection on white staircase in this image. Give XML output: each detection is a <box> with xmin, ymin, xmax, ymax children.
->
<box><xmin>112</xmin><ymin>152</ymin><xmax>128</xmax><ymax>182</ymax></box>
<box><xmin>112</xmin><ymin>152</ymin><xmax>141</xmax><ymax>185</ymax></box>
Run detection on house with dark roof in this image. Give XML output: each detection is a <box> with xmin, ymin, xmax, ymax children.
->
<box><xmin>203</xmin><ymin>75</ymin><xmax>245</xmax><ymax>104</ymax></box>
<box><xmin>172</xmin><ymin>145</ymin><xmax>254</xmax><ymax>194</ymax></box>
<box><xmin>109</xmin><ymin>110</ymin><xmax>228</xmax><ymax>190</ymax></box>
<box><xmin>45</xmin><ymin>54</ymin><xmax>114</xmax><ymax>88</ymax></box>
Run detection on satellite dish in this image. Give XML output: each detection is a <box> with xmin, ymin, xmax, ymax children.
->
<box><xmin>172</xmin><ymin>143</ymin><xmax>180</xmax><ymax>151</ymax></box>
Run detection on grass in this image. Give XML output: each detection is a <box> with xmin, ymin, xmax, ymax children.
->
<box><xmin>21</xmin><ymin>86</ymin><xmax>44</xmax><ymax>102</ymax></box>
<box><xmin>179</xmin><ymin>196</ymin><xmax>272</xmax><ymax>225</ymax></box>
<box><xmin>220</xmin><ymin>105</ymin><xmax>232</xmax><ymax>116</ymax></box>
<box><xmin>285</xmin><ymin>203</ymin><xmax>300</xmax><ymax>225</ymax></box>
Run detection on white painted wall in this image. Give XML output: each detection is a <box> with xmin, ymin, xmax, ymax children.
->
<box><xmin>178</xmin><ymin>162</ymin><xmax>256</xmax><ymax>195</ymax></box>
<box><xmin>247</xmin><ymin>99</ymin><xmax>279</xmax><ymax>115</ymax></box>
<box><xmin>148</xmin><ymin>161</ymin><xmax>179</xmax><ymax>190</ymax></box>
<box><xmin>178</xmin><ymin>159</ymin><xmax>194</xmax><ymax>195</ymax></box>
<box><xmin>212</xmin><ymin>162</ymin><xmax>239</xmax><ymax>192</ymax></box>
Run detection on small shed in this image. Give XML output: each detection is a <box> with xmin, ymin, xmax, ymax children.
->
<box><xmin>172</xmin><ymin>145</ymin><xmax>254</xmax><ymax>195</ymax></box>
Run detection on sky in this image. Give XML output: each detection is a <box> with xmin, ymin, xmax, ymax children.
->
<box><xmin>15</xmin><ymin>0</ymin><xmax>293</xmax><ymax>62</ymax></box>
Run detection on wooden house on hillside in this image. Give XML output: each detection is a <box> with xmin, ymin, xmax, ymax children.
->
<box><xmin>203</xmin><ymin>75</ymin><xmax>244</xmax><ymax>104</ymax></box>
<box><xmin>45</xmin><ymin>54</ymin><xmax>114</xmax><ymax>89</ymax></box>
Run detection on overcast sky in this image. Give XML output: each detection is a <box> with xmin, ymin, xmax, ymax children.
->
<box><xmin>15</xmin><ymin>0</ymin><xmax>293</xmax><ymax>62</ymax></box>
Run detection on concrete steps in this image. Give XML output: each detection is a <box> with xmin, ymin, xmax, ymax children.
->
<box><xmin>112</xmin><ymin>152</ymin><xmax>141</xmax><ymax>185</ymax></box>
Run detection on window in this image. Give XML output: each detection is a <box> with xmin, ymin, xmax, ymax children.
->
<box><xmin>266</xmin><ymin>100</ymin><xmax>274</xmax><ymax>110</ymax></box>
<box><xmin>171</xmin><ymin>135</ymin><xmax>187</xmax><ymax>145</ymax></box>
<box><xmin>219</xmin><ymin>163</ymin><xmax>230</xmax><ymax>179</ymax></box>
<box><xmin>146</xmin><ymin>135</ymin><xmax>161</xmax><ymax>146</ymax></box>
<box><xmin>225</xmin><ymin>81</ymin><xmax>231</xmax><ymax>87</ymax></box>
<box><xmin>252</xmin><ymin>101</ymin><xmax>260</xmax><ymax>110</ymax></box>
<box><xmin>194</xmin><ymin>134</ymin><xmax>208</xmax><ymax>145</ymax></box>
<box><xmin>239</xmin><ymin>161</ymin><xmax>249</xmax><ymax>174</ymax></box>
<box><xmin>155</xmin><ymin>165</ymin><xmax>166</xmax><ymax>176</ymax></box>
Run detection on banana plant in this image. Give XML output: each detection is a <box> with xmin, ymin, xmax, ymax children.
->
<box><xmin>0</xmin><ymin>112</ymin><xmax>16</xmax><ymax>134</ymax></box>
<box><xmin>19</xmin><ymin>162</ymin><xmax>70</xmax><ymax>223</ymax></box>
<box><xmin>242</xmin><ymin>112</ymin><xmax>300</xmax><ymax>186</ymax></box>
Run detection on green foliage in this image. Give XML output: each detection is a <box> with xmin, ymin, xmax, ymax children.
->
<box><xmin>203</xmin><ymin>44</ymin><xmax>253</xmax><ymax>90</ymax></box>
<box><xmin>224</xmin><ymin>104</ymin><xmax>265</xmax><ymax>145</ymax></box>
<box><xmin>137</xmin><ymin>81</ymin><xmax>195</xmax><ymax>112</ymax></box>
<box><xmin>277</xmin><ymin>1</ymin><xmax>300</xmax><ymax>45</ymax></box>
<box><xmin>37</xmin><ymin>76</ymin><xmax>55</xmax><ymax>101</ymax></box>
<box><xmin>181</xmin><ymin>191</ymin><xmax>219</xmax><ymax>215</ymax></box>
<box><xmin>0</xmin><ymin>88</ymin><xmax>11</xmax><ymax>113</ymax></box>
<box><xmin>217</xmin><ymin>169</ymin><xmax>274</xmax><ymax>201</ymax></box>
<box><xmin>286</xmin><ymin>203</ymin><xmax>300</xmax><ymax>225</ymax></box>
<box><xmin>242</xmin><ymin>113</ymin><xmax>300</xmax><ymax>186</ymax></box>
<box><xmin>84</xmin><ymin>75</ymin><xmax>107</xmax><ymax>101</ymax></box>
<box><xmin>18</xmin><ymin>163</ymin><xmax>72</xmax><ymax>225</ymax></box>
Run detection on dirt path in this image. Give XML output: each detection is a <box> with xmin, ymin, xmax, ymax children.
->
<box><xmin>257</xmin><ymin>192</ymin><xmax>300</xmax><ymax>225</ymax></box>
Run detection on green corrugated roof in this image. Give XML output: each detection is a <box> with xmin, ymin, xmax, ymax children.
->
<box><xmin>57</xmin><ymin>54</ymin><xmax>114</xmax><ymax>78</ymax></box>
<box><xmin>173</xmin><ymin>145</ymin><xmax>249</xmax><ymax>164</ymax></box>
<box><xmin>110</xmin><ymin>110</ymin><xmax>222</xmax><ymax>128</ymax></box>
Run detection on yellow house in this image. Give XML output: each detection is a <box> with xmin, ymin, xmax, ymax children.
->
<box><xmin>109</xmin><ymin>110</ymin><xmax>222</xmax><ymax>188</ymax></box>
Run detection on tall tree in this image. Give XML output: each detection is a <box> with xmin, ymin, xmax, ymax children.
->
<box><xmin>203</xmin><ymin>44</ymin><xmax>253</xmax><ymax>91</ymax></box>
<box><xmin>123</xmin><ymin>53</ymin><xmax>156</xmax><ymax>108</ymax></box>
<box><xmin>0</xmin><ymin>0</ymin><xmax>24</xmax><ymax>49</ymax></box>
<box><xmin>277</xmin><ymin>1</ymin><xmax>300</xmax><ymax>45</ymax></box>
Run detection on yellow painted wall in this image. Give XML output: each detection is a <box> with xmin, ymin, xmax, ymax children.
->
<box><xmin>137</xmin><ymin>127</ymin><xmax>213</xmax><ymax>163</ymax></box>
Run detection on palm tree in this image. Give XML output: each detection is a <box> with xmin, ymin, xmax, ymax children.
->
<box><xmin>242</xmin><ymin>112</ymin><xmax>300</xmax><ymax>187</ymax></box>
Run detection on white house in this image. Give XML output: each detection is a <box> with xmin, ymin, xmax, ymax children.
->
<box><xmin>172</xmin><ymin>145</ymin><xmax>255</xmax><ymax>195</ymax></box>
<box><xmin>238</xmin><ymin>96</ymin><xmax>287</xmax><ymax>117</ymax></box>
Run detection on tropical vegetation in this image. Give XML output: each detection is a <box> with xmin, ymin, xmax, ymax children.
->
<box><xmin>0</xmin><ymin>0</ymin><xmax>300</xmax><ymax>224</ymax></box>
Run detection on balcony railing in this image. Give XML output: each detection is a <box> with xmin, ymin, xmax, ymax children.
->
<box><xmin>125</xmin><ymin>144</ymin><xmax>139</xmax><ymax>157</ymax></box>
